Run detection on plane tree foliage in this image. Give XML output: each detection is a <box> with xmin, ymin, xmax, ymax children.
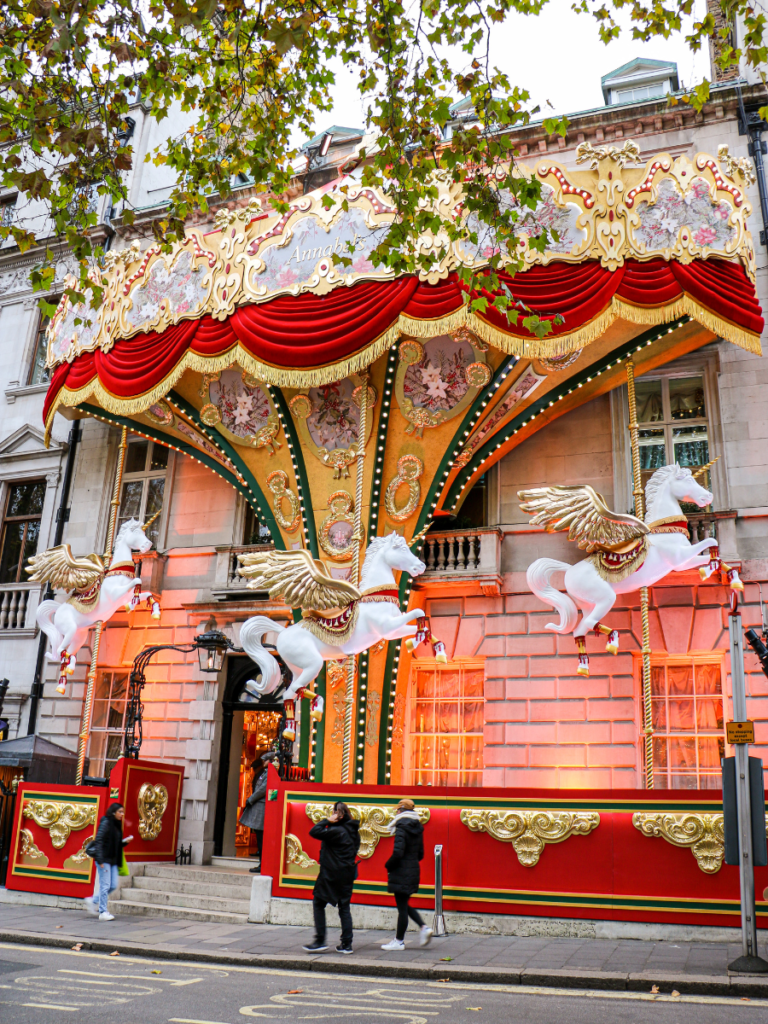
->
<box><xmin>0</xmin><ymin>0</ymin><xmax>765</xmax><ymax>332</ymax></box>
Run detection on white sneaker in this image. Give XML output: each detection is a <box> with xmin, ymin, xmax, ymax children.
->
<box><xmin>84</xmin><ymin>898</ymin><xmax>98</xmax><ymax>916</ymax></box>
<box><xmin>99</xmin><ymin>912</ymin><xmax>115</xmax><ymax>921</ymax></box>
<box><xmin>381</xmin><ymin>938</ymin><xmax>405</xmax><ymax>951</ymax></box>
<box><xmin>419</xmin><ymin>925</ymin><xmax>433</xmax><ymax>947</ymax></box>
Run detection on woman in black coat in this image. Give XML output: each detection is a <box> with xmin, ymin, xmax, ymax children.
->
<box><xmin>238</xmin><ymin>751</ymin><xmax>277</xmax><ymax>873</ymax></box>
<box><xmin>381</xmin><ymin>799</ymin><xmax>432</xmax><ymax>950</ymax></box>
<box><xmin>84</xmin><ymin>802</ymin><xmax>132</xmax><ymax>921</ymax></box>
<box><xmin>302</xmin><ymin>801</ymin><xmax>360</xmax><ymax>955</ymax></box>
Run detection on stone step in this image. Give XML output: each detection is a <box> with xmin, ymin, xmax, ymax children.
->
<box><xmin>109</xmin><ymin>898</ymin><xmax>249</xmax><ymax>925</ymax></box>
<box><xmin>211</xmin><ymin>856</ymin><xmax>258</xmax><ymax>871</ymax></box>
<box><xmin>119</xmin><ymin>886</ymin><xmax>250</xmax><ymax>915</ymax></box>
<box><xmin>132</xmin><ymin>874</ymin><xmax>254</xmax><ymax>901</ymax></box>
<box><xmin>141</xmin><ymin>863</ymin><xmax>253</xmax><ymax>887</ymax></box>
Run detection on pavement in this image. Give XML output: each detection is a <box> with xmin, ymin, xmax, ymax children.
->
<box><xmin>1</xmin><ymin>902</ymin><xmax>768</xmax><ymax>999</ymax></box>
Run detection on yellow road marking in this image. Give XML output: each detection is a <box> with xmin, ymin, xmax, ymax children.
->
<box><xmin>169</xmin><ymin>1018</ymin><xmax>233</xmax><ymax>1024</ymax></box>
<box><xmin>58</xmin><ymin>969</ymin><xmax>202</xmax><ymax>986</ymax></box>
<box><xmin>22</xmin><ymin>1003</ymin><xmax>78</xmax><ymax>1011</ymax></box>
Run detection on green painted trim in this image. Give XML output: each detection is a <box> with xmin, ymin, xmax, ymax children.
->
<box><xmin>298</xmin><ymin>696</ymin><xmax>310</xmax><ymax>769</ymax></box>
<box><xmin>168</xmin><ymin>390</ymin><xmax>282</xmax><ymax>546</ymax></box>
<box><xmin>446</xmin><ymin>317</ymin><xmax>691</xmax><ymax>508</ymax></box>
<box><xmin>79</xmin><ymin>404</ymin><xmax>257</xmax><ymax>511</ymax></box>
<box><xmin>268</xmin><ymin>387</ymin><xmax>319</xmax><ymax>559</ymax></box>
<box><xmin>13</xmin><ymin>867</ymin><xmax>92</xmax><ymax>881</ymax></box>
<box><xmin>312</xmin><ymin>665</ymin><xmax>326</xmax><ymax>781</ymax></box>
<box><xmin>354</xmin><ymin>649</ymin><xmax>370</xmax><ymax>781</ymax></box>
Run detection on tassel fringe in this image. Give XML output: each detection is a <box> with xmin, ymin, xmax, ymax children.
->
<box><xmin>44</xmin><ymin>294</ymin><xmax>761</xmax><ymax>433</ymax></box>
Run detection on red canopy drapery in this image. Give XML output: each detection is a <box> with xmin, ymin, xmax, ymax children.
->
<box><xmin>44</xmin><ymin>257</ymin><xmax>763</xmax><ymax>425</ymax></box>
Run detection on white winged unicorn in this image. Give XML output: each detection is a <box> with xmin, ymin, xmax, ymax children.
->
<box><xmin>519</xmin><ymin>462</ymin><xmax>741</xmax><ymax>676</ymax></box>
<box><xmin>235</xmin><ymin>533</ymin><xmax>435</xmax><ymax>738</ymax></box>
<box><xmin>27</xmin><ymin>515</ymin><xmax>160</xmax><ymax>692</ymax></box>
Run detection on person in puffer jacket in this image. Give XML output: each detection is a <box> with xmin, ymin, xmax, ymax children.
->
<box><xmin>302</xmin><ymin>801</ymin><xmax>360</xmax><ymax>954</ymax></box>
<box><xmin>381</xmin><ymin>799</ymin><xmax>432</xmax><ymax>951</ymax></box>
<box><xmin>84</xmin><ymin>802</ymin><xmax>133</xmax><ymax>921</ymax></box>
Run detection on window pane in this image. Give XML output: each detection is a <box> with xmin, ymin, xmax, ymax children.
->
<box><xmin>125</xmin><ymin>440</ymin><xmax>149</xmax><ymax>474</ymax></box>
<box><xmin>636</xmin><ymin>379</ymin><xmax>663</xmax><ymax>422</ymax></box>
<box><xmin>639</xmin><ymin>429</ymin><xmax>666</xmax><ymax>469</ymax></box>
<box><xmin>437</xmin><ymin>701</ymin><xmax>459</xmax><ymax>733</ymax></box>
<box><xmin>670</xmin><ymin>773</ymin><xmax>698</xmax><ymax>789</ymax></box>
<box><xmin>668</xmin><ymin>665</ymin><xmax>693</xmax><ymax>695</ymax></box>
<box><xmin>88</xmin><ymin>733</ymin><xmax>107</xmax><ymax>776</ymax></box>
<box><xmin>29</xmin><ymin>324</ymin><xmax>51</xmax><ymax>385</ymax></box>
<box><xmin>91</xmin><ymin>699</ymin><xmax>109</xmax><ymax>729</ymax></box>
<box><xmin>698</xmin><ymin>736</ymin><xmax>721</xmax><ymax>769</ymax></box>
<box><xmin>669</xmin><ymin>376</ymin><xmax>706</xmax><ymax>420</ymax></box>
<box><xmin>150</xmin><ymin>443</ymin><xmax>169</xmax><ymax>471</ymax></box>
<box><xmin>651</xmin><ymin>698</ymin><xmax>666</xmax><ymax>729</ymax></box>
<box><xmin>437</xmin><ymin>670</ymin><xmax>460</xmax><ymax>698</ymax></box>
<box><xmin>105</xmin><ymin>734</ymin><xmax>123</xmax><ymax>777</ymax></box>
<box><xmin>651</xmin><ymin>666</ymin><xmax>665</xmax><ymax>696</ymax></box>
<box><xmin>672</xmin><ymin>426</ymin><xmax>708</xmax><ymax>470</ymax></box>
<box><xmin>413</xmin><ymin>702</ymin><xmax>434</xmax><ymax>734</ymax></box>
<box><xmin>145</xmin><ymin>478</ymin><xmax>165</xmax><ymax>546</ymax></box>
<box><xmin>6</xmin><ymin>481</ymin><xmax>45</xmax><ymax>517</ymax></box>
<box><xmin>0</xmin><ymin>522</ymin><xmax>25</xmax><ymax>583</ymax></box>
<box><xmin>462</xmin><ymin>700</ymin><xmax>484</xmax><ymax>732</ymax></box>
<box><xmin>696</xmin><ymin>697</ymin><xmax>723</xmax><ymax>730</ymax></box>
<box><xmin>119</xmin><ymin>480</ymin><xmax>144</xmax><ymax>522</ymax></box>
<box><xmin>669</xmin><ymin>736</ymin><xmax>696</xmax><ymax>770</ymax></box>
<box><xmin>462</xmin><ymin>670</ymin><xmax>484</xmax><ymax>697</ymax></box>
<box><xmin>669</xmin><ymin>698</ymin><xmax>695</xmax><ymax>731</ymax></box>
<box><xmin>652</xmin><ymin>736</ymin><xmax>668</xmax><ymax>769</ymax></box>
<box><xmin>695</xmin><ymin>663</ymin><xmax>721</xmax><ymax>694</ymax></box>
<box><xmin>21</xmin><ymin>519</ymin><xmax>40</xmax><ymax>565</ymax></box>
<box><xmin>415</xmin><ymin>671</ymin><xmax>434</xmax><ymax>698</ymax></box>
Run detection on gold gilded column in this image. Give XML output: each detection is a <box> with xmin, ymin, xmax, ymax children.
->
<box><xmin>75</xmin><ymin>426</ymin><xmax>128</xmax><ymax>785</ymax></box>
<box><xmin>626</xmin><ymin>360</ymin><xmax>653</xmax><ymax>789</ymax></box>
<box><xmin>341</xmin><ymin>375</ymin><xmax>369</xmax><ymax>783</ymax></box>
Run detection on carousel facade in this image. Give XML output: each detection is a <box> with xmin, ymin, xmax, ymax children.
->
<box><xmin>6</xmin><ymin>140</ymin><xmax>768</xmax><ymax>930</ymax></box>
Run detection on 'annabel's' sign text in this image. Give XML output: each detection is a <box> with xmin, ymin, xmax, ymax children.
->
<box><xmin>285</xmin><ymin>230</ymin><xmax>370</xmax><ymax>267</ymax></box>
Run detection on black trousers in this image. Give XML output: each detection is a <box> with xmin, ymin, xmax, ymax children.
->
<box><xmin>394</xmin><ymin>891</ymin><xmax>424</xmax><ymax>941</ymax></box>
<box><xmin>313</xmin><ymin>895</ymin><xmax>353</xmax><ymax>948</ymax></box>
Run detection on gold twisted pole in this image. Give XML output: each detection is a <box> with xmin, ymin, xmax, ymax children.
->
<box><xmin>626</xmin><ymin>360</ymin><xmax>653</xmax><ymax>789</ymax></box>
<box><xmin>75</xmin><ymin>426</ymin><xmax>128</xmax><ymax>785</ymax></box>
<box><xmin>341</xmin><ymin>375</ymin><xmax>369</xmax><ymax>783</ymax></box>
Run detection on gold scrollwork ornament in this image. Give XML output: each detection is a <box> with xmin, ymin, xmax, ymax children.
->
<box><xmin>319</xmin><ymin>490</ymin><xmax>360</xmax><ymax>561</ymax></box>
<box><xmin>399</xmin><ymin>339</ymin><xmax>424</xmax><ymax>365</ymax></box>
<box><xmin>306</xmin><ymin>802</ymin><xmax>431</xmax><ymax>859</ymax></box>
<box><xmin>19</xmin><ymin>829</ymin><xmax>48</xmax><ymax>864</ymax></box>
<box><xmin>385</xmin><ymin>455</ymin><xmax>424</xmax><ymax>522</ymax></box>
<box><xmin>267</xmin><ymin>470</ymin><xmax>301</xmax><ymax>533</ymax></box>
<box><xmin>137</xmin><ymin>782</ymin><xmax>169</xmax><ymax>841</ymax></box>
<box><xmin>464</xmin><ymin>362</ymin><xmax>492</xmax><ymax>388</ymax></box>
<box><xmin>632</xmin><ymin>811</ymin><xmax>727</xmax><ymax>874</ymax></box>
<box><xmin>290</xmin><ymin>393</ymin><xmax>314</xmax><ymax>419</ymax></box>
<box><xmin>22</xmin><ymin>800</ymin><xmax>98</xmax><ymax>849</ymax></box>
<box><xmin>460</xmin><ymin>808</ymin><xmax>600</xmax><ymax>867</ymax></box>
<box><xmin>285</xmin><ymin>833</ymin><xmax>319</xmax><ymax>876</ymax></box>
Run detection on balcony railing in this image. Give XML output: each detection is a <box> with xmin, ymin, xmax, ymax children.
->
<box><xmin>420</xmin><ymin>528</ymin><xmax>502</xmax><ymax>593</ymax></box>
<box><xmin>0</xmin><ymin>584</ymin><xmax>36</xmax><ymax>631</ymax></box>
<box><xmin>212</xmin><ymin>543</ymin><xmax>275</xmax><ymax>597</ymax></box>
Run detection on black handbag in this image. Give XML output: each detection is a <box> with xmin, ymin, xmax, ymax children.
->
<box><xmin>85</xmin><ymin>840</ymin><xmax>98</xmax><ymax>859</ymax></box>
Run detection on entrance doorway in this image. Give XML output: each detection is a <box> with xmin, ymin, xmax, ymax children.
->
<box><xmin>213</xmin><ymin>655</ymin><xmax>285</xmax><ymax>859</ymax></box>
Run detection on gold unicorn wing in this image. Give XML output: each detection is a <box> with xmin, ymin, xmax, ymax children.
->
<box><xmin>237</xmin><ymin>549</ymin><xmax>361</xmax><ymax>611</ymax></box>
<box><xmin>517</xmin><ymin>485</ymin><xmax>649</xmax><ymax>553</ymax></box>
<box><xmin>25</xmin><ymin>545</ymin><xmax>105</xmax><ymax>591</ymax></box>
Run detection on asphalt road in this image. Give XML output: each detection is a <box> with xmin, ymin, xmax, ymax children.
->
<box><xmin>0</xmin><ymin>943</ymin><xmax>766</xmax><ymax>1024</ymax></box>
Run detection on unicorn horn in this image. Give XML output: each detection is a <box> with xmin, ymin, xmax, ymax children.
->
<box><xmin>691</xmin><ymin>457</ymin><xmax>719</xmax><ymax>480</ymax></box>
<box><xmin>142</xmin><ymin>508</ymin><xmax>163</xmax><ymax>531</ymax></box>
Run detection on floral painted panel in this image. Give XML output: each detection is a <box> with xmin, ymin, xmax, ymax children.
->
<box><xmin>404</xmin><ymin>335</ymin><xmax>473</xmax><ymax>414</ymax></box>
<box><xmin>518</xmin><ymin>186</ymin><xmax>586</xmax><ymax>255</ymax></box>
<box><xmin>307</xmin><ymin>379</ymin><xmax>359</xmax><ymax>451</ymax></box>
<box><xmin>634</xmin><ymin>178</ymin><xmax>736</xmax><ymax>251</ymax></box>
<box><xmin>47</xmin><ymin>290</ymin><xmax>101</xmax><ymax>363</ymax></box>
<box><xmin>125</xmin><ymin>250</ymin><xmax>209</xmax><ymax>331</ymax></box>
<box><xmin>253</xmin><ymin>209</ymin><xmax>387</xmax><ymax>293</ymax></box>
<box><xmin>209</xmin><ymin>371</ymin><xmax>272</xmax><ymax>440</ymax></box>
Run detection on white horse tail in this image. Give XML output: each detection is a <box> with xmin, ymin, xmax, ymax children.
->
<box><xmin>239</xmin><ymin>616</ymin><xmax>284</xmax><ymax>694</ymax></box>
<box><xmin>36</xmin><ymin>600</ymin><xmax>64</xmax><ymax>658</ymax></box>
<box><xmin>526</xmin><ymin>558</ymin><xmax>579</xmax><ymax>633</ymax></box>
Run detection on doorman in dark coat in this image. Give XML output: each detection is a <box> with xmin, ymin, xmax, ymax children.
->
<box><xmin>302</xmin><ymin>801</ymin><xmax>360</xmax><ymax>954</ymax></box>
<box><xmin>238</xmin><ymin>751</ymin><xmax>277</xmax><ymax>873</ymax></box>
<box><xmin>381</xmin><ymin>799</ymin><xmax>432</xmax><ymax>950</ymax></box>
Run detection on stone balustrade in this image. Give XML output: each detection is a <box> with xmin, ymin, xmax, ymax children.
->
<box><xmin>421</xmin><ymin>528</ymin><xmax>502</xmax><ymax>595</ymax></box>
<box><xmin>212</xmin><ymin>543</ymin><xmax>275</xmax><ymax>597</ymax></box>
<box><xmin>0</xmin><ymin>584</ymin><xmax>35</xmax><ymax>631</ymax></box>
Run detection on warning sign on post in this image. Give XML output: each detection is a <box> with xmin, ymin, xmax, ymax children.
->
<box><xmin>726</xmin><ymin>721</ymin><xmax>755</xmax><ymax>744</ymax></box>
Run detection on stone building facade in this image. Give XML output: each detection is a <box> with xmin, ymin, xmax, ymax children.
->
<box><xmin>0</xmin><ymin>54</ymin><xmax>766</xmax><ymax>862</ymax></box>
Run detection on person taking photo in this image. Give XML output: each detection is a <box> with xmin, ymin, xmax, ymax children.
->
<box><xmin>303</xmin><ymin>801</ymin><xmax>360</xmax><ymax>955</ymax></box>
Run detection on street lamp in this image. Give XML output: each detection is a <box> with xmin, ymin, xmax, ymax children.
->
<box><xmin>195</xmin><ymin>630</ymin><xmax>232</xmax><ymax>674</ymax></box>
